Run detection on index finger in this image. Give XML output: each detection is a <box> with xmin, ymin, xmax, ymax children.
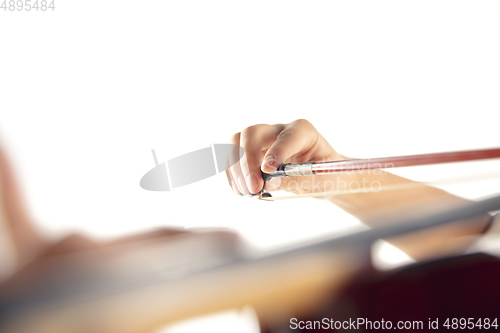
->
<box><xmin>262</xmin><ymin>119</ymin><xmax>318</xmax><ymax>173</ymax></box>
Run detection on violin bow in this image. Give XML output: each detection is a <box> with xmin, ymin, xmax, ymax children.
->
<box><xmin>259</xmin><ymin>147</ymin><xmax>500</xmax><ymax>200</ymax></box>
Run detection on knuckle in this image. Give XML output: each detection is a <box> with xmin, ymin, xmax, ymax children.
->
<box><xmin>241</xmin><ymin>125</ymin><xmax>261</xmax><ymax>138</ymax></box>
<box><xmin>229</xmin><ymin>132</ymin><xmax>241</xmax><ymax>144</ymax></box>
<box><xmin>292</xmin><ymin>118</ymin><xmax>311</xmax><ymax>127</ymax></box>
<box><xmin>276</xmin><ymin>128</ymin><xmax>298</xmax><ymax>141</ymax></box>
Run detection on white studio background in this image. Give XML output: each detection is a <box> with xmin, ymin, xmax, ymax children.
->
<box><xmin>1</xmin><ymin>1</ymin><xmax>500</xmax><ymax>332</ymax></box>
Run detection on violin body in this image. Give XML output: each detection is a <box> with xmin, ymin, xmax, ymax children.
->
<box><xmin>264</xmin><ymin>253</ymin><xmax>500</xmax><ymax>332</ymax></box>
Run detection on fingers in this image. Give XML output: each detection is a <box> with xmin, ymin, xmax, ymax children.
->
<box><xmin>239</xmin><ymin>124</ymin><xmax>283</xmax><ymax>194</ymax></box>
<box><xmin>227</xmin><ymin>125</ymin><xmax>285</xmax><ymax>194</ymax></box>
<box><xmin>224</xmin><ymin>142</ymin><xmax>242</xmax><ymax>195</ymax></box>
<box><xmin>228</xmin><ymin>120</ymin><xmax>320</xmax><ymax>195</ymax></box>
<box><xmin>38</xmin><ymin>234</ymin><xmax>98</xmax><ymax>258</ymax></box>
<box><xmin>228</xmin><ymin>132</ymin><xmax>251</xmax><ymax>194</ymax></box>
<box><xmin>228</xmin><ymin>119</ymin><xmax>339</xmax><ymax>197</ymax></box>
<box><xmin>225</xmin><ymin>168</ymin><xmax>241</xmax><ymax>195</ymax></box>
<box><xmin>262</xmin><ymin>119</ymin><xmax>318</xmax><ymax>173</ymax></box>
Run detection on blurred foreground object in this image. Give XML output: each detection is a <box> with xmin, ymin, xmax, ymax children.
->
<box><xmin>2</xmin><ymin>195</ymin><xmax>500</xmax><ymax>333</ymax></box>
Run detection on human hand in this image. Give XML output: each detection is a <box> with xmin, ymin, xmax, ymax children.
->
<box><xmin>0</xmin><ymin>228</ymin><xmax>240</xmax><ymax>302</ymax></box>
<box><xmin>228</xmin><ymin>119</ymin><xmax>345</xmax><ymax>195</ymax></box>
<box><xmin>0</xmin><ymin>228</ymin><xmax>241</xmax><ymax>333</ymax></box>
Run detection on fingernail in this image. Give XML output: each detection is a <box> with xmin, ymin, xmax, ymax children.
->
<box><xmin>266</xmin><ymin>177</ymin><xmax>281</xmax><ymax>190</ymax></box>
<box><xmin>262</xmin><ymin>154</ymin><xmax>277</xmax><ymax>172</ymax></box>
<box><xmin>246</xmin><ymin>174</ymin><xmax>258</xmax><ymax>194</ymax></box>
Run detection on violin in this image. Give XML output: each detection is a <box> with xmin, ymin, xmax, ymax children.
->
<box><xmin>2</xmin><ymin>148</ymin><xmax>500</xmax><ymax>333</ymax></box>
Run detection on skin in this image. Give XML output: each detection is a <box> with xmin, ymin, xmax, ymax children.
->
<box><xmin>0</xmin><ymin>146</ymin><xmax>47</xmax><ymax>270</ymax></box>
<box><xmin>229</xmin><ymin>119</ymin><xmax>491</xmax><ymax>261</ymax></box>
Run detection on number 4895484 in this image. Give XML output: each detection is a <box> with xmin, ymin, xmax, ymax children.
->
<box><xmin>443</xmin><ymin>318</ymin><xmax>498</xmax><ymax>330</ymax></box>
<box><xmin>1</xmin><ymin>0</ymin><xmax>55</xmax><ymax>11</ymax></box>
